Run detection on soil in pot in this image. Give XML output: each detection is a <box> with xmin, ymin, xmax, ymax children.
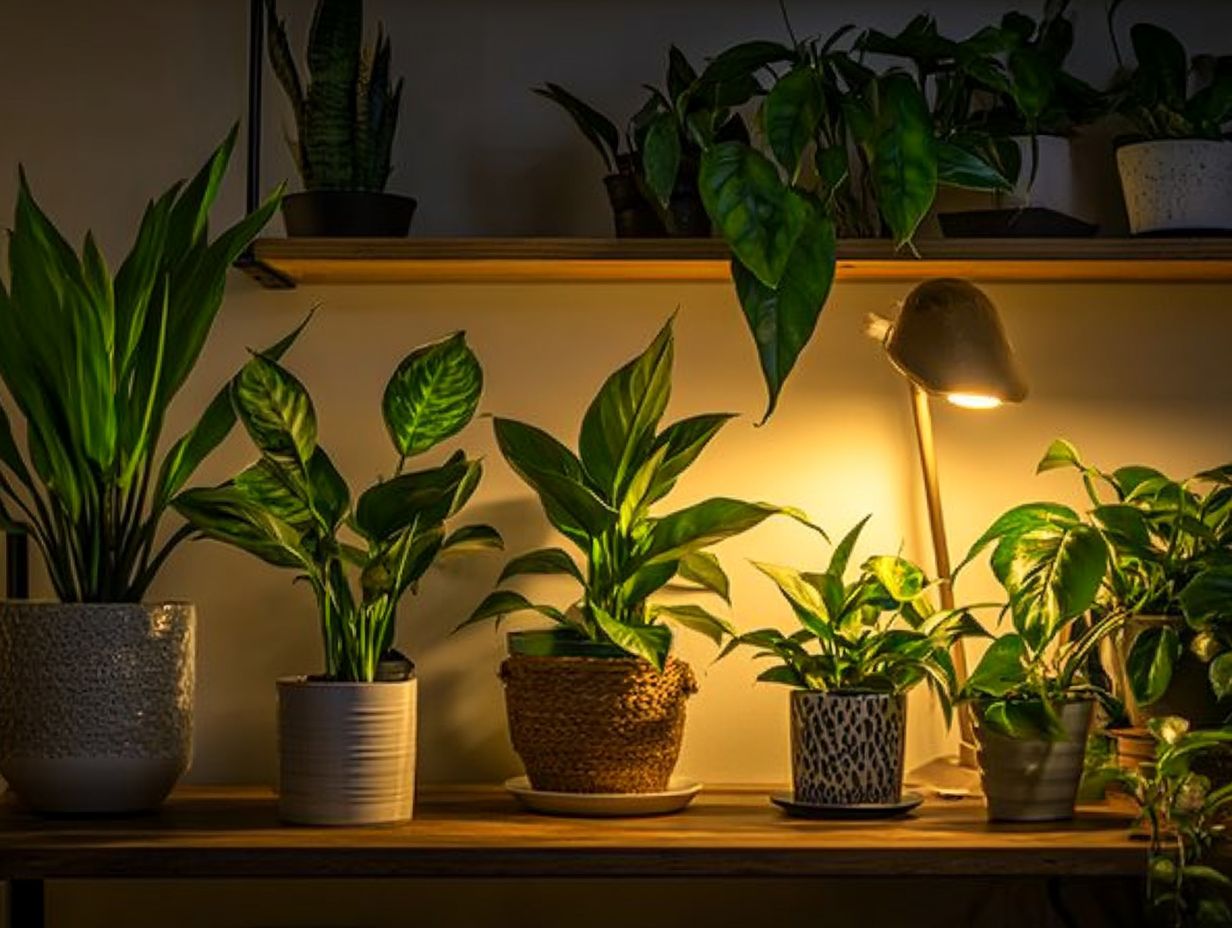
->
<box><xmin>1116</xmin><ymin>139</ymin><xmax>1232</xmax><ymax>235</ymax></box>
<box><xmin>790</xmin><ymin>690</ymin><xmax>907</xmax><ymax>806</ymax></box>
<box><xmin>501</xmin><ymin>631</ymin><xmax>697</xmax><ymax>793</ymax></box>
<box><xmin>281</xmin><ymin>190</ymin><xmax>417</xmax><ymax>237</ymax></box>
<box><xmin>976</xmin><ymin>699</ymin><xmax>1092</xmax><ymax>822</ymax></box>
<box><xmin>0</xmin><ymin>601</ymin><xmax>194</xmax><ymax>815</ymax></box>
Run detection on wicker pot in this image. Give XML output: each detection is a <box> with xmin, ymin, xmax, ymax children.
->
<box><xmin>0</xmin><ymin>602</ymin><xmax>194</xmax><ymax>814</ymax></box>
<box><xmin>277</xmin><ymin>676</ymin><xmax>418</xmax><ymax>826</ymax></box>
<box><xmin>500</xmin><ymin>649</ymin><xmax>697</xmax><ymax>793</ymax></box>
<box><xmin>976</xmin><ymin>699</ymin><xmax>1093</xmax><ymax>822</ymax></box>
<box><xmin>790</xmin><ymin>690</ymin><xmax>907</xmax><ymax>805</ymax></box>
<box><xmin>1117</xmin><ymin>140</ymin><xmax>1232</xmax><ymax>234</ymax></box>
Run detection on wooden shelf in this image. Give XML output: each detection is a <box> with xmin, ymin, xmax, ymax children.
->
<box><xmin>0</xmin><ymin>786</ymin><xmax>1150</xmax><ymax>879</ymax></box>
<box><xmin>240</xmin><ymin>237</ymin><xmax>1232</xmax><ymax>288</ymax></box>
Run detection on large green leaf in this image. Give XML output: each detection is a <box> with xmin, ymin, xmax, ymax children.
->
<box><xmin>677</xmin><ymin>550</ymin><xmax>730</xmax><ymax>603</ymax></box>
<box><xmin>865</xmin><ymin>555</ymin><xmax>927</xmax><ymax>602</ymax></box>
<box><xmin>763</xmin><ymin>66</ymin><xmax>824</xmax><ymax>179</ymax></box>
<box><xmin>642</xmin><ymin>112</ymin><xmax>682</xmax><ymax>208</ymax></box>
<box><xmin>965</xmin><ymin>634</ymin><xmax>1028</xmax><ymax>697</ymax></box>
<box><xmin>592</xmin><ymin>605</ymin><xmax>672</xmax><ymax>670</ymax></box>
<box><xmin>1180</xmin><ymin>567</ymin><xmax>1232</xmax><ymax>628</ymax></box>
<box><xmin>382</xmin><ymin>332</ymin><xmax>482</xmax><ymax>459</ymax></box>
<box><xmin>936</xmin><ymin>140</ymin><xmax>1012</xmax><ymax>192</ymax></box>
<box><xmin>354</xmin><ymin>457</ymin><xmax>478</xmax><ymax>542</ymax></box>
<box><xmin>1130</xmin><ymin>23</ymin><xmax>1188</xmax><ymax>110</ymax></box>
<box><xmin>752</xmin><ymin>561</ymin><xmax>830</xmax><ymax>629</ymax></box>
<box><xmin>651</xmin><ymin>603</ymin><xmax>736</xmax><ymax>646</ymax></box>
<box><xmin>645</xmin><ymin>413</ymin><xmax>734</xmax><ymax>503</ymax></box>
<box><xmin>232</xmin><ymin>354</ymin><xmax>316</xmax><ymax>465</ymax></box>
<box><xmin>828</xmin><ymin>515</ymin><xmax>872</xmax><ymax>579</ymax></box>
<box><xmin>173</xmin><ymin>485</ymin><xmax>313</xmax><ymax>570</ymax></box>
<box><xmin>645</xmin><ymin>499</ymin><xmax>813</xmax><ymax>566</ymax></box>
<box><xmin>532</xmin><ymin>83</ymin><xmax>620</xmax><ymax>172</ymax></box>
<box><xmin>862</xmin><ymin>72</ymin><xmax>936</xmax><ymax>248</ymax></box>
<box><xmin>457</xmin><ymin>589</ymin><xmax>566</xmax><ymax>631</ymax></box>
<box><xmin>1127</xmin><ymin>625</ymin><xmax>1181</xmax><ymax>706</ymax></box>
<box><xmin>699</xmin><ymin>141</ymin><xmax>808</xmax><ymax>288</ymax></box>
<box><xmin>498</xmin><ymin>547</ymin><xmax>584</xmax><ymax>585</ymax></box>
<box><xmin>1004</xmin><ymin>522</ymin><xmax>1107</xmax><ymax>651</ymax></box>
<box><xmin>958</xmin><ymin>502</ymin><xmax>1080</xmax><ymax>572</ymax></box>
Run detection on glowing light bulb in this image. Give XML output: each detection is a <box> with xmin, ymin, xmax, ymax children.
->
<box><xmin>946</xmin><ymin>392</ymin><xmax>1002</xmax><ymax>410</ymax></box>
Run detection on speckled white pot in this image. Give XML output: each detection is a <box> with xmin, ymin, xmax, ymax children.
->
<box><xmin>277</xmin><ymin>676</ymin><xmax>418</xmax><ymax>826</ymax></box>
<box><xmin>0</xmin><ymin>602</ymin><xmax>194</xmax><ymax>814</ymax></box>
<box><xmin>1117</xmin><ymin>140</ymin><xmax>1232</xmax><ymax>234</ymax></box>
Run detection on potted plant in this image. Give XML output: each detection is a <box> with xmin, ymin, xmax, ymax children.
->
<box><xmin>458</xmin><ymin>316</ymin><xmax>814</xmax><ymax>799</ymax></box>
<box><xmin>535</xmin><ymin>46</ymin><xmax>744</xmax><ymax>237</ymax></box>
<box><xmin>174</xmin><ymin>334</ymin><xmax>500</xmax><ymax>825</ymax></box>
<box><xmin>266</xmin><ymin>0</ymin><xmax>413</xmax><ymax>236</ymax></box>
<box><xmin>722</xmin><ymin>517</ymin><xmax>984</xmax><ymax>811</ymax></box>
<box><xmin>958</xmin><ymin>495</ymin><xmax>1123</xmax><ymax>821</ymax></box>
<box><xmin>1107</xmin><ymin>10</ymin><xmax>1232</xmax><ymax>234</ymax></box>
<box><xmin>0</xmin><ymin>129</ymin><xmax>284</xmax><ymax>814</ymax></box>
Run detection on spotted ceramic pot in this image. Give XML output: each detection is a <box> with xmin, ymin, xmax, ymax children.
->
<box><xmin>0</xmin><ymin>602</ymin><xmax>194</xmax><ymax>814</ymax></box>
<box><xmin>1117</xmin><ymin>140</ymin><xmax>1232</xmax><ymax>234</ymax></box>
<box><xmin>789</xmin><ymin>690</ymin><xmax>907</xmax><ymax>806</ymax></box>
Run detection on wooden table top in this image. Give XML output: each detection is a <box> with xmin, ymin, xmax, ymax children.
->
<box><xmin>0</xmin><ymin>786</ymin><xmax>1155</xmax><ymax>880</ymax></box>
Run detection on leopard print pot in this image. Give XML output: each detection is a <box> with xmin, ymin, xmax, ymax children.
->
<box><xmin>790</xmin><ymin>690</ymin><xmax>907</xmax><ymax>805</ymax></box>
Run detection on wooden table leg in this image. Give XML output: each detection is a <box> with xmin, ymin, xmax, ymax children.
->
<box><xmin>8</xmin><ymin>880</ymin><xmax>44</xmax><ymax>928</ymax></box>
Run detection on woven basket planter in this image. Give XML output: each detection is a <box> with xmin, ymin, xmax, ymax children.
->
<box><xmin>500</xmin><ymin>653</ymin><xmax>698</xmax><ymax>793</ymax></box>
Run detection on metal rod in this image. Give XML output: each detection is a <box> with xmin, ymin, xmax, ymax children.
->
<box><xmin>245</xmin><ymin>0</ymin><xmax>264</xmax><ymax>215</ymax></box>
<box><xmin>909</xmin><ymin>382</ymin><xmax>977</xmax><ymax>766</ymax></box>
<box><xmin>4</xmin><ymin>533</ymin><xmax>28</xmax><ymax>601</ymax></box>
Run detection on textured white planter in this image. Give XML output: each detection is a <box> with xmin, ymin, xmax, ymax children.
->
<box><xmin>277</xmin><ymin>676</ymin><xmax>418</xmax><ymax>826</ymax></box>
<box><xmin>0</xmin><ymin>601</ymin><xmax>194</xmax><ymax>814</ymax></box>
<box><xmin>1117</xmin><ymin>140</ymin><xmax>1232</xmax><ymax>234</ymax></box>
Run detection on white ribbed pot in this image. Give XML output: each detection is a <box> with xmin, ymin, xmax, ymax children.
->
<box><xmin>976</xmin><ymin>699</ymin><xmax>1093</xmax><ymax>822</ymax></box>
<box><xmin>1117</xmin><ymin>140</ymin><xmax>1232</xmax><ymax>234</ymax></box>
<box><xmin>0</xmin><ymin>601</ymin><xmax>194</xmax><ymax>814</ymax></box>
<box><xmin>277</xmin><ymin>676</ymin><xmax>418</xmax><ymax>826</ymax></box>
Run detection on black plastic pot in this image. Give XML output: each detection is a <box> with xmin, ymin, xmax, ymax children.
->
<box><xmin>603</xmin><ymin>173</ymin><xmax>666</xmax><ymax>238</ymax></box>
<box><xmin>281</xmin><ymin>190</ymin><xmax>417</xmax><ymax>237</ymax></box>
<box><xmin>938</xmin><ymin>207</ymin><xmax>1096</xmax><ymax>238</ymax></box>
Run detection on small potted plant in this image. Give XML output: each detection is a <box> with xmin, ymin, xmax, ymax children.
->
<box><xmin>959</xmin><ymin>495</ymin><xmax>1123</xmax><ymax>821</ymax></box>
<box><xmin>1108</xmin><ymin>14</ymin><xmax>1232</xmax><ymax>234</ymax></box>
<box><xmin>266</xmin><ymin>0</ymin><xmax>414</xmax><ymax>236</ymax></box>
<box><xmin>174</xmin><ymin>334</ymin><xmax>500</xmax><ymax>825</ymax></box>
<box><xmin>0</xmin><ymin>129</ymin><xmax>284</xmax><ymax>814</ymax></box>
<box><xmin>722</xmin><ymin>517</ymin><xmax>985</xmax><ymax>813</ymax></box>
<box><xmin>458</xmin><ymin>317</ymin><xmax>814</xmax><ymax>803</ymax></box>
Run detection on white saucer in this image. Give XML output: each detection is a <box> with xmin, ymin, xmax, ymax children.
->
<box><xmin>504</xmin><ymin>776</ymin><xmax>702</xmax><ymax>817</ymax></box>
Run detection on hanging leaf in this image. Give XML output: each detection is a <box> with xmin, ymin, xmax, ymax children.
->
<box><xmin>383</xmin><ymin>332</ymin><xmax>482</xmax><ymax>459</ymax></box>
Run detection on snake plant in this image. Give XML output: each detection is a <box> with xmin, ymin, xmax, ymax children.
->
<box><xmin>266</xmin><ymin>0</ymin><xmax>403</xmax><ymax>191</ymax></box>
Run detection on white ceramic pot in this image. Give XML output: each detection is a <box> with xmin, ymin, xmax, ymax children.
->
<box><xmin>277</xmin><ymin>676</ymin><xmax>418</xmax><ymax>826</ymax></box>
<box><xmin>976</xmin><ymin>699</ymin><xmax>1093</xmax><ymax>822</ymax></box>
<box><xmin>0</xmin><ymin>601</ymin><xmax>194</xmax><ymax>814</ymax></box>
<box><xmin>1117</xmin><ymin>139</ymin><xmax>1232</xmax><ymax>234</ymax></box>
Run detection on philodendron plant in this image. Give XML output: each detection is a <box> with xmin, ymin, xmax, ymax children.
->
<box><xmin>174</xmin><ymin>334</ymin><xmax>501</xmax><ymax>682</ymax></box>
<box><xmin>721</xmin><ymin>517</ymin><xmax>986</xmax><ymax>720</ymax></box>
<box><xmin>0</xmin><ymin>128</ymin><xmax>285</xmax><ymax>602</ymax></box>
<box><xmin>459</xmin><ymin>317</ymin><xmax>816</xmax><ymax>670</ymax></box>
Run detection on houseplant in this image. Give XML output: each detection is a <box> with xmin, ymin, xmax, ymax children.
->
<box><xmin>958</xmin><ymin>495</ymin><xmax>1123</xmax><ymax>821</ymax></box>
<box><xmin>721</xmin><ymin>517</ymin><xmax>985</xmax><ymax>808</ymax></box>
<box><xmin>0</xmin><ymin>128</ymin><xmax>285</xmax><ymax>813</ymax></box>
<box><xmin>266</xmin><ymin>0</ymin><xmax>412</xmax><ymax>236</ymax></box>
<box><xmin>535</xmin><ymin>46</ymin><xmax>745</xmax><ymax>237</ymax></box>
<box><xmin>1107</xmin><ymin>7</ymin><xmax>1232</xmax><ymax>234</ymax></box>
<box><xmin>459</xmin><ymin>316</ymin><xmax>815</xmax><ymax>797</ymax></box>
<box><xmin>174</xmin><ymin>334</ymin><xmax>500</xmax><ymax>825</ymax></box>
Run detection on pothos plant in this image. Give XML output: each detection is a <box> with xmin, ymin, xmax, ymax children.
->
<box><xmin>0</xmin><ymin>127</ymin><xmax>285</xmax><ymax>602</ymax></box>
<box><xmin>1034</xmin><ymin>440</ymin><xmax>1232</xmax><ymax>714</ymax></box>
<box><xmin>459</xmin><ymin>317</ymin><xmax>816</xmax><ymax>671</ymax></box>
<box><xmin>174</xmin><ymin>334</ymin><xmax>501</xmax><ymax>683</ymax></box>
<box><xmin>720</xmin><ymin>516</ymin><xmax>986</xmax><ymax>723</ymax></box>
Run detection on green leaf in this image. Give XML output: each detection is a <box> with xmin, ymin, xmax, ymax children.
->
<box><xmin>864</xmin><ymin>555</ymin><xmax>927</xmax><ymax>602</ymax></box>
<box><xmin>456</xmin><ymin>589</ymin><xmax>566</xmax><ymax>631</ymax></box>
<box><xmin>306</xmin><ymin>447</ymin><xmax>350</xmax><ymax>530</ymax></box>
<box><xmin>498</xmin><ymin>547</ymin><xmax>584</xmax><ymax>585</ymax></box>
<box><xmin>642</xmin><ymin>112</ymin><xmax>682</xmax><ymax>207</ymax></box>
<box><xmin>936</xmin><ymin>139</ymin><xmax>1011</xmax><ymax>192</ymax></box>
<box><xmin>1036</xmin><ymin>438</ymin><xmax>1084</xmax><ymax>474</ymax></box>
<box><xmin>764</xmin><ymin>66</ymin><xmax>823</xmax><ymax>179</ymax></box>
<box><xmin>441</xmin><ymin>523</ymin><xmax>503</xmax><ymax>555</ymax></box>
<box><xmin>651</xmin><ymin>603</ymin><xmax>736</xmax><ymax>646</ymax></box>
<box><xmin>1005</xmin><ymin>523</ymin><xmax>1107</xmax><ymax>651</ymax></box>
<box><xmin>382</xmin><ymin>332</ymin><xmax>482</xmax><ymax>459</ymax></box>
<box><xmin>1127</xmin><ymin>625</ymin><xmax>1182</xmax><ymax>706</ymax></box>
<box><xmin>959</xmin><ymin>502</ymin><xmax>1080</xmax><ymax>573</ymax></box>
<box><xmin>173</xmin><ymin>485</ymin><xmax>313</xmax><ymax>570</ymax></box>
<box><xmin>235</xmin><ymin>458</ymin><xmax>314</xmax><ymax>531</ymax></box>
<box><xmin>828</xmin><ymin>515</ymin><xmax>871</xmax><ymax>579</ymax></box>
<box><xmin>592</xmin><ymin>605</ymin><xmax>672</xmax><ymax>670</ymax></box>
<box><xmin>1181</xmin><ymin>567</ymin><xmax>1232</xmax><ymax>627</ymax></box>
<box><xmin>677</xmin><ymin>550</ymin><xmax>731</xmax><ymax>603</ymax></box>
<box><xmin>752</xmin><ymin>561</ymin><xmax>830</xmax><ymax>637</ymax></box>
<box><xmin>232</xmin><ymin>353</ymin><xmax>316</xmax><ymax>465</ymax></box>
<box><xmin>1130</xmin><ymin>23</ymin><xmax>1188</xmax><ymax>110</ymax></box>
<box><xmin>699</xmin><ymin>141</ymin><xmax>807</xmax><ymax>288</ymax></box>
<box><xmin>757</xmin><ymin>664</ymin><xmax>804</xmax><ymax>687</ymax></box>
<box><xmin>646</xmin><ymin>413</ymin><xmax>735</xmax><ymax>503</ymax></box>
<box><xmin>533</xmin><ymin>83</ymin><xmax>620</xmax><ymax>172</ymax></box>
<box><xmin>965</xmin><ymin>634</ymin><xmax>1028</xmax><ymax>697</ymax></box>
<box><xmin>354</xmin><ymin>457</ymin><xmax>479</xmax><ymax>542</ymax></box>
<box><xmin>1209</xmin><ymin>652</ymin><xmax>1232</xmax><ymax>700</ymax></box>
<box><xmin>862</xmin><ymin>72</ymin><xmax>936</xmax><ymax>248</ymax></box>
<box><xmin>645</xmin><ymin>499</ymin><xmax>816</xmax><ymax>566</ymax></box>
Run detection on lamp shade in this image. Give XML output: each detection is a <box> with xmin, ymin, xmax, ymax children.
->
<box><xmin>884</xmin><ymin>278</ymin><xmax>1027</xmax><ymax>403</ymax></box>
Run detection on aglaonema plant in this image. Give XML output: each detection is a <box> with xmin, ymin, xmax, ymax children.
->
<box><xmin>459</xmin><ymin>316</ymin><xmax>818</xmax><ymax>670</ymax></box>
<box><xmin>0</xmin><ymin>127</ymin><xmax>286</xmax><ymax>602</ymax></box>
<box><xmin>174</xmin><ymin>334</ymin><xmax>501</xmax><ymax>682</ymax></box>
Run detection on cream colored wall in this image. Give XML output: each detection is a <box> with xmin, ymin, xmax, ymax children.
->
<box><xmin>2</xmin><ymin>0</ymin><xmax>1232</xmax><ymax>795</ymax></box>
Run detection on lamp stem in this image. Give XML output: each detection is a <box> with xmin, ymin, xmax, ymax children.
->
<box><xmin>908</xmin><ymin>383</ymin><xmax>977</xmax><ymax>767</ymax></box>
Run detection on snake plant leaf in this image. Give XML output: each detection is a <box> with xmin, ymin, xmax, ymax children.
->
<box><xmin>700</xmin><ymin>141</ymin><xmax>808</xmax><ymax>288</ymax></box>
<box><xmin>645</xmin><ymin>413</ymin><xmax>735</xmax><ymax>504</ymax></box>
<box><xmin>592</xmin><ymin>605</ymin><xmax>672</xmax><ymax>670</ymax></box>
<box><xmin>578</xmin><ymin>317</ymin><xmax>673</xmax><ymax>500</ymax></box>
<box><xmin>730</xmin><ymin>199</ymin><xmax>836</xmax><ymax>422</ymax></box>
<box><xmin>642</xmin><ymin>111</ymin><xmax>682</xmax><ymax>208</ymax></box>
<box><xmin>645</xmin><ymin>499</ymin><xmax>815</xmax><ymax>566</ymax></box>
<box><xmin>650</xmin><ymin>603</ymin><xmax>736</xmax><ymax>646</ymax></box>
<box><xmin>1126</xmin><ymin>624</ymin><xmax>1182</xmax><ymax>706</ymax></box>
<box><xmin>265</xmin><ymin>1</ymin><xmax>306</xmax><ymax>130</ymax></box>
<box><xmin>764</xmin><ymin>66</ymin><xmax>824</xmax><ymax>179</ymax></box>
<box><xmin>498</xmin><ymin>547</ymin><xmax>585</xmax><ymax>585</ymax></box>
<box><xmin>382</xmin><ymin>332</ymin><xmax>483</xmax><ymax>459</ymax></box>
<box><xmin>303</xmin><ymin>0</ymin><xmax>362</xmax><ymax>188</ymax></box>
<box><xmin>532</xmin><ymin>83</ymin><xmax>620</xmax><ymax>173</ymax></box>
<box><xmin>862</xmin><ymin>71</ymin><xmax>936</xmax><ymax>249</ymax></box>
<box><xmin>965</xmin><ymin>634</ymin><xmax>1029</xmax><ymax>697</ymax></box>
<box><xmin>173</xmin><ymin>485</ymin><xmax>313</xmax><ymax>570</ymax></box>
<box><xmin>354</xmin><ymin>457</ymin><xmax>479</xmax><ymax>543</ymax></box>
<box><xmin>677</xmin><ymin>550</ymin><xmax>731</xmax><ymax>603</ymax></box>
<box><xmin>232</xmin><ymin>353</ymin><xmax>317</xmax><ymax>466</ymax></box>
<box><xmin>457</xmin><ymin>589</ymin><xmax>566</xmax><ymax>631</ymax></box>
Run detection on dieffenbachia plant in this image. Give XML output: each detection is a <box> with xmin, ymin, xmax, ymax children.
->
<box><xmin>459</xmin><ymin>316</ymin><xmax>818</xmax><ymax>670</ymax></box>
<box><xmin>721</xmin><ymin>516</ymin><xmax>987</xmax><ymax>724</ymax></box>
<box><xmin>0</xmin><ymin>127</ymin><xmax>286</xmax><ymax>602</ymax></box>
<box><xmin>174</xmin><ymin>334</ymin><xmax>501</xmax><ymax>682</ymax></box>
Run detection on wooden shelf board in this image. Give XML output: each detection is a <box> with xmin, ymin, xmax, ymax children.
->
<box><xmin>0</xmin><ymin>785</ymin><xmax>1152</xmax><ymax>879</ymax></box>
<box><xmin>241</xmin><ymin>237</ymin><xmax>1232</xmax><ymax>287</ymax></box>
